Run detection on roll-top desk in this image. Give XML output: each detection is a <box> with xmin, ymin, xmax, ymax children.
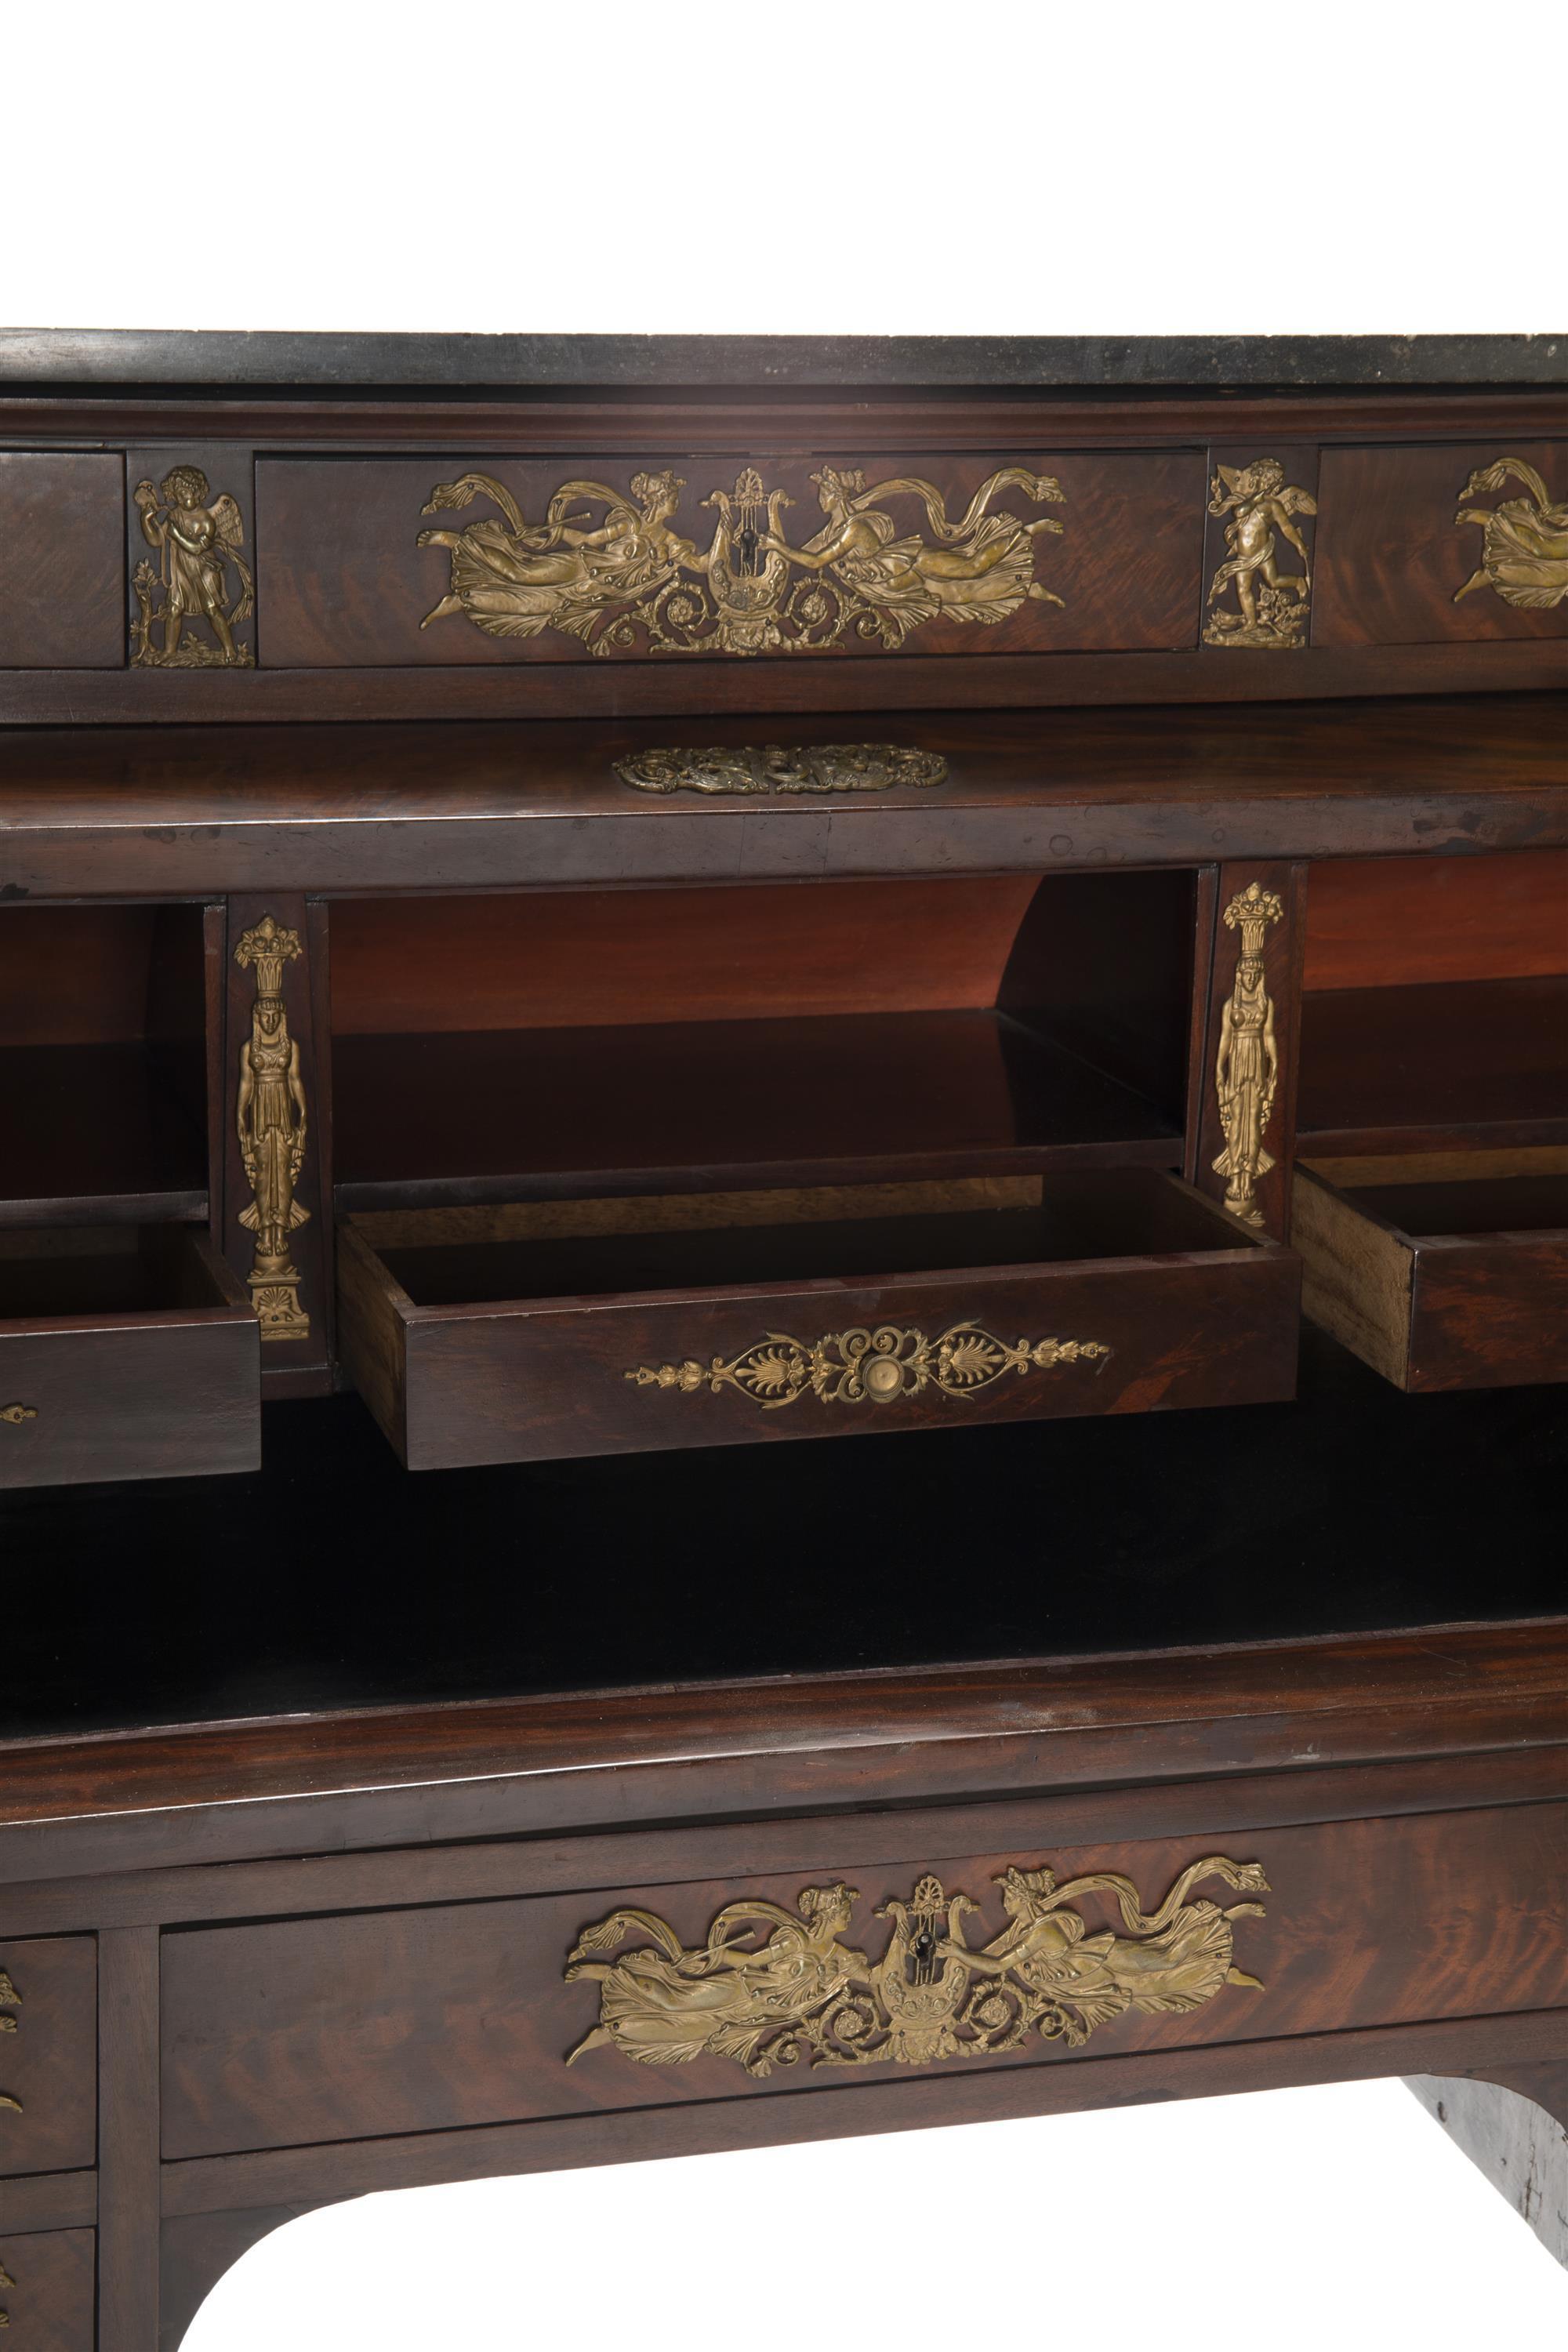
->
<box><xmin>0</xmin><ymin>330</ymin><xmax>1565</xmax><ymax>2345</ymax></box>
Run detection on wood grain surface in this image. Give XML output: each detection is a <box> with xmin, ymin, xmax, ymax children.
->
<box><xmin>0</xmin><ymin>454</ymin><xmax>123</xmax><ymax>670</ymax></box>
<box><xmin>0</xmin><ymin>1939</ymin><xmax>96</xmax><ymax>2179</ymax></box>
<box><xmin>256</xmin><ymin>450</ymin><xmax>1204</xmax><ymax>667</ymax></box>
<box><xmin>158</xmin><ymin>1800</ymin><xmax>1568</xmax><ymax>2158</ymax></box>
<box><xmin>0</xmin><ymin>2227</ymin><xmax>95</xmax><ymax>2351</ymax></box>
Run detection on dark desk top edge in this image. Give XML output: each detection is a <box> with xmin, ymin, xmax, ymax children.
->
<box><xmin>2</xmin><ymin>1616</ymin><xmax>1563</xmax><ymax>1835</ymax></box>
<box><xmin>3</xmin><ymin>329</ymin><xmax>1566</xmax><ymax>393</ymax></box>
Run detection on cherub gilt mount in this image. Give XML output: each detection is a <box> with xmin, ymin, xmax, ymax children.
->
<box><xmin>1203</xmin><ymin>459</ymin><xmax>1316</xmax><ymax>649</ymax></box>
<box><xmin>418</xmin><ymin>463</ymin><xmax>1067</xmax><ymax>657</ymax></box>
<box><xmin>132</xmin><ymin>465</ymin><xmax>255</xmax><ymax>668</ymax></box>
<box><xmin>564</xmin><ymin>1856</ymin><xmax>1269</xmax><ymax>2076</ymax></box>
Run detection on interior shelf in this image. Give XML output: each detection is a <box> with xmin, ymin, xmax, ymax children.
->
<box><xmin>0</xmin><ymin>1042</ymin><xmax>208</xmax><ymax>1228</ymax></box>
<box><xmin>332</xmin><ymin>1009</ymin><xmax>1184</xmax><ymax>1212</ymax></box>
<box><xmin>1297</xmin><ymin>976</ymin><xmax>1568</xmax><ymax>1154</ymax></box>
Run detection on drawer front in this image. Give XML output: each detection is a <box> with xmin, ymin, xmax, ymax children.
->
<box><xmin>0</xmin><ymin>2231</ymin><xmax>95</xmax><ymax>2352</ymax></box>
<box><xmin>1315</xmin><ymin>440</ymin><xmax>1568</xmax><ymax>645</ymax></box>
<box><xmin>0</xmin><ymin>1940</ymin><xmax>96</xmax><ymax>2180</ymax></box>
<box><xmin>355</xmin><ymin>1247</ymin><xmax>1299</xmax><ymax>1470</ymax></box>
<box><xmin>0</xmin><ymin>1313</ymin><xmax>259</xmax><ymax>1490</ymax></box>
<box><xmin>256</xmin><ymin>449</ymin><xmax>1204</xmax><ymax>668</ymax></box>
<box><xmin>0</xmin><ymin>453</ymin><xmax>124</xmax><ymax>670</ymax></box>
<box><xmin>1410</xmin><ymin>1234</ymin><xmax>1568</xmax><ymax>1390</ymax></box>
<box><xmin>160</xmin><ymin>1801</ymin><xmax>1568</xmax><ymax>2158</ymax></box>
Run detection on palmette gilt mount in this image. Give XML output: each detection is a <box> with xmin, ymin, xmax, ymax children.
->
<box><xmin>418</xmin><ymin>464</ymin><xmax>1066</xmax><ymax>656</ymax></box>
<box><xmin>1454</xmin><ymin>457</ymin><xmax>1568</xmax><ymax>610</ymax></box>
<box><xmin>626</xmin><ymin>1322</ymin><xmax>1109</xmax><ymax>1408</ymax></box>
<box><xmin>565</xmin><ymin>1857</ymin><xmax>1269</xmax><ymax>2075</ymax></box>
<box><xmin>615</xmin><ymin>744</ymin><xmax>948</xmax><ymax>796</ymax></box>
<box><xmin>234</xmin><ymin>916</ymin><xmax>310</xmax><ymax>1342</ymax></box>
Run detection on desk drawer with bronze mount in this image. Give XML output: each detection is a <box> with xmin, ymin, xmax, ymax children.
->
<box><xmin>336</xmin><ymin>1169</ymin><xmax>1299</xmax><ymax>1469</ymax></box>
<box><xmin>0</xmin><ymin>1227</ymin><xmax>260</xmax><ymax>1490</ymax></box>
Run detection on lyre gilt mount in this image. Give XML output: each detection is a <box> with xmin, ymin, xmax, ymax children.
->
<box><xmin>565</xmin><ymin>1856</ymin><xmax>1269</xmax><ymax>2076</ymax></box>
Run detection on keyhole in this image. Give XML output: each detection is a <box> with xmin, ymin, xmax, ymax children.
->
<box><xmin>737</xmin><ymin>525</ymin><xmax>759</xmax><ymax>575</ymax></box>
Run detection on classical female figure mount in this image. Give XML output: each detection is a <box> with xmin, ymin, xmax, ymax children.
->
<box><xmin>416</xmin><ymin>463</ymin><xmax>1067</xmax><ymax>655</ymax></box>
<box><xmin>564</xmin><ymin>1858</ymin><xmax>1270</xmax><ymax>2076</ymax></box>
<box><xmin>1454</xmin><ymin>456</ymin><xmax>1568</xmax><ymax>610</ymax></box>
<box><xmin>234</xmin><ymin>916</ymin><xmax>311</xmax><ymax>1342</ymax></box>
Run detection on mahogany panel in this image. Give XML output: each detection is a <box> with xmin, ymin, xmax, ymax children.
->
<box><xmin>1304</xmin><ymin>849</ymin><xmax>1568</xmax><ymax>989</ymax></box>
<box><xmin>1316</xmin><ymin>441</ymin><xmax>1568</xmax><ymax>645</ymax></box>
<box><xmin>255</xmin><ymin>450</ymin><xmax>1205</xmax><ymax>667</ymax></box>
<box><xmin>329</xmin><ymin>877</ymin><xmax>1044</xmax><ymax>1035</ymax></box>
<box><xmin>0</xmin><ymin>455</ymin><xmax>122</xmax><ymax>670</ymax></box>
<box><xmin>158</xmin><ymin>1800</ymin><xmax>1568</xmax><ymax>2158</ymax></box>
<box><xmin>0</xmin><ymin>1938</ymin><xmax>96</xmax><ymax>2178</ymax></box>
<box><xmin>1298</xmin><ymin>977</ymin><xmax>1568</xmax><ymax>1152</ymax></box>
<box><xmin>0</xmin><ymin>2228</ymin><xmax>94</xmax><ymax>2352</ymax></box>
<box><xmin>332</xmin><ymin>1010</ymin><xmax>1181</xmax><ymax>1212</ymax></box>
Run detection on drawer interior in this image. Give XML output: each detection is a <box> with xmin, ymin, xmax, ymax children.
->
<box><xmin>356</xmin><ymin>1169</ymin><xmax>1260</xmax><ymax>1310</ymax></box>
<box><xmin>0</xmin><ymin>902</ymin><xmax>212</xmax><ymax>1225</ymax></box>
<box><xmin>330</xmin><ymin>870</ymin><xmax>1200</xmax><ymax>1210</ymax></box>
<box><xmin>0</xmin><ymin>1223</ymin><xmax>243</xmax><ymax>1323</ymax></box>
<box><xmin>1298</xmin><ymin>851</ymin><xmax>1568</xmax><ymax>1156</ymax></box>
<box><xmin>1316</xmin><ymin>1169</ymin><xmax>1568</xmax><ymax>1241</ymax></box>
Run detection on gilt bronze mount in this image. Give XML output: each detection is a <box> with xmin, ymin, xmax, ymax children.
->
<box><xmin>565</xmin><ymin>1857</ymin><xmax>1269</xmax><ymax>2076</ymax></box>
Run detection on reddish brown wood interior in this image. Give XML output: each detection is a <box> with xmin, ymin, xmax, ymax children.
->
<box><xmin>0</xmin><ymin>905</ymin><xmax>189</xmax><ymax>1045</ymax></box>
<box><xmin>328</xmin><ymin>879</ymin><xmax>1047</xmax><ymax>1033</ymax></box>
<box><xmin>1304</xmin><ymin>850</ymin><xmax>1568</xmax><ymax>991</ymax></box>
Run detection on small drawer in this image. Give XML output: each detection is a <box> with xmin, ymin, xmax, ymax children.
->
<box><xmin>0</xmin><ymin>1226</ymin><xmax>260</xmax><ymax>1489</ymax></box>
<box><xmin>0</xmin><ymin>1939</ymin><xmax>96</xmax><ymax>2180</ymax></box>
<box><xmin>338</xmin><ymin>1169</ymin><xmax>1300</xmax><ymax>1468</ymax></box>
<box><xmin>1294</xmin><ymin>1153</ymin><xmax>1568</xmax><ymax>1392</ymax></box>
<box><xmin>0</xmin><ymin>2230</ymin><xmax>95</xmax><ymax>2352</ymax></box>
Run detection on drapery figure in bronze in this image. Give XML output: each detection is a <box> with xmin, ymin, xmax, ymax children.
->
<box><xmin>417</xmin><ymin>463</ymin><xmax>1068</xmax><ymax>655</ymax></box>
<box><xmin>1203</xmin><ymin>459</ymin><xmax>1316</xmax><ymax>648</ymax></box>
<box><xmin>755</xmin><ymin>464</ymin><xmax>1066</xmax><ymax>644</ymax></box>
<box><xmin>131</xmin><ymin>466</ymin><xmax>255</xmax><ymax>667</ymax></box>
<box><xmin>564</xmin><ymin>1856</ymin><xmax>1269</xmax><ymax>2077</ymax></box>
<box><xmin>234</xmin><ymin>916</ymin><xmax>310</xmax><ymax>1341</ymax></box>
<box><xmin>1453</xmin><ymin>457</ymin><xmax>1568</xmax><ymax>610</ymax></box>
<box><xmin>1213</xmin><ymin>882</ymin><xmax>1285</xmax><ymax>1225</ymax></box>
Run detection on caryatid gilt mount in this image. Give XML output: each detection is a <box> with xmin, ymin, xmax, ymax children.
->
<box><xmin>417</xmin><ymin>463</ymin><xmax>1067</xmax><ymax>656</ymax></box>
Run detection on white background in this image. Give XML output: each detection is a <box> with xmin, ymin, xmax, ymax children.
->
<box><xmin>5</xmin><ymin>0</ymin><xmax>1563</xmax><ymax>2339</ymax></box>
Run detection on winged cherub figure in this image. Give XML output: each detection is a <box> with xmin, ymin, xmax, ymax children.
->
<box><xmin>1203</xmin><ymin>459</ymin><xmax>1316</xmax><ymax>648</ymax></box>
<box><xmin>132</xmin><ymin>466</ymin><xmax>255</xmax><ymax>666</ymax></box>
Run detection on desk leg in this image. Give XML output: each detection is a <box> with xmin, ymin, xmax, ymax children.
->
<box><xmin>100</xmin><ymin>1928</ymin><xmax>161</xmax><ymax>2352</ymax></box>
<box><xmin>1406</xmin><ymin>2067</ymin><xmax>1568</xmax><ymax>2269</ymax></box>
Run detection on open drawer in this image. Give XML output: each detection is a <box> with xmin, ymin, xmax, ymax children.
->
<box><xmin>338</xmin><ymin>1169</ymin><xmax>1300</xmax><ymax>1468</ymax></box>
<box><xmin>0</xmin><ymin>1225</ymin><xmax>260</xmax><ymax>1488</ymax></box>
<box><xmin>1294</xmin><ymin>1152</ymin><xmax>1568</xmax><ymax>1392</ymax></box>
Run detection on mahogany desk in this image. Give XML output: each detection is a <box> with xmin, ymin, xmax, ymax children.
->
<box><xmin>0</xmin><ymin>332</ymin><xmax>1564</xmax><ymax>2347</ymax></box>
